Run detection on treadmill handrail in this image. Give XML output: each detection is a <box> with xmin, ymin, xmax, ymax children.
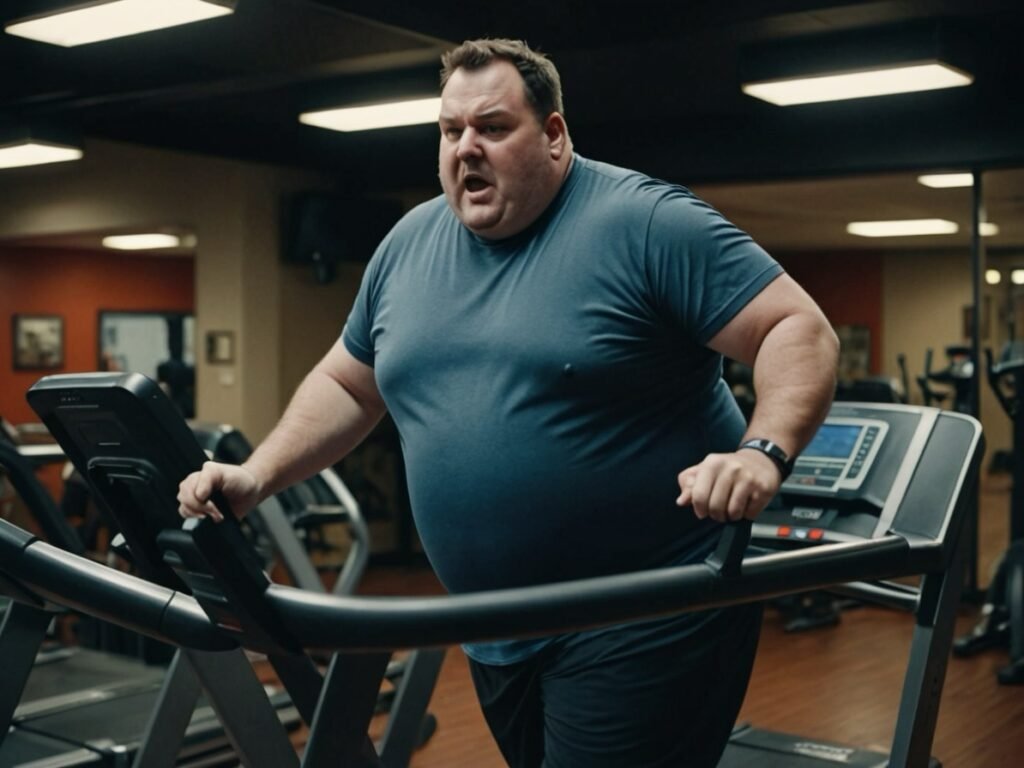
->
<box><xmin>1</xmin><ymin>514</ymin><xmax>913</xmax><ymax>654</ymax></box>
<box><xmin>265</xmin><ymin>535</ymin><xmax>911</xmax><ymax>651</ymax></box>
<box><xmin>0</xmin><ymin>520</ymin><xmax>235</xmax><ymax>652</ymax></box>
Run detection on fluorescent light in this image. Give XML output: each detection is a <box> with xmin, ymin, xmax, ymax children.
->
<box><xmin>5</xmin><ymin>0</ymin><xmax>234</xmax><ymax>48</ymax></box>
<box><xmin>103</xmin><ymin>234</ymin><xmax>182</xmax><ymax>250</ymax></box>
<box><xmin>847</xmin><ymin>219</ymin><xmax>959</xmax><ymax>238</ymax></box>
<box><xmin>1013</xmin><ymin>270</ymin><xmax>1024</xmax><ymax>286</ymax></box>
<box><xmin>0</xmin><ymin>140</ymin><xmax>82</xmax><ymax>169</ymax></box>
<box><xmin>986</xmin><ymin>269</ymin><xmax>1002</xmax><ymax>285</ymax></box>
<box><xmin>742</xmin><ymin>62</ymin><xmax>972</xmax><ymax>106</ymax></box>
<box><xmin>981</xmin><ymin>222</ymin><xmax>1000</xmax><ymax>237</ymax></box>
<box><xmin>918</xmin><ymin>173</ymin><xmax>974</xmax><ymax>188</ymax></box>
<box><xmin>299</xmin><ymin>97</ymin><xmax>442</xmax><ymax>133</ymax></box>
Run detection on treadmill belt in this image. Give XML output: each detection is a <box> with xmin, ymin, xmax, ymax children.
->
<box><xmin>0</xmin><ymin>728</ymin><xmax>102</xmax><ymax>767</ymax></box>
<box><xmin>722</xmin><ymin>726</ymin><xmax>891</xmax><ymax>767</ymax></box>
<box><xmin>17</xmin><ymin>687</ymin><xmax>300</xmax><ymax>764</ymax></box>
<box><xmin>18</xmin><ymin>649</ymin><xmax>165</xmax><ymax>718</ymax></box>
<box><xmin>18</xmin><ymin>688</ymin><xmax>229</xmax><ymax>755</ymax></box>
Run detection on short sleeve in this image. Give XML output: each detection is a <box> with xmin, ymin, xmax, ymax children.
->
<box><xmin>341</xmin><ymin>249</ymin><xmax>384</xmax><ymax>367</ymax></box>
<box><xmin>644</xmin><ymin>189</ymin><xmax>783</xmax><ymax>344</ymax></box>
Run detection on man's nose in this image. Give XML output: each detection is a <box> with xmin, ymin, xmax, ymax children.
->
<box><xmin>456</xmin><ymin>127</ymin><xmax>483</xmax><ymax>160</ymax></box>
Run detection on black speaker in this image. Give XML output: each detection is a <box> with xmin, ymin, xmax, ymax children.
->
<box><xmin>283</xmin><ymin>193</ymin><xmax>403</xmax><ymax>284</ymax></box>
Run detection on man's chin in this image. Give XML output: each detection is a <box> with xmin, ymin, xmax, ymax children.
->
<box><xmin>458</xmin><ymin>208</ymin><xmax>504</xmax><ymax>237</ymax></box>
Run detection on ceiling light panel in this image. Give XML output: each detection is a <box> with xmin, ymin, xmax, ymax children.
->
<box><xmin>917</xmin><ymin>173</ymin><xmax>974</xmax><ymax>188</ymax></box>
<box><xmin>103</xmin><ymin>234</ymin><xmax>182</xmax><ymax>250</ymax></box>
<box><xmin>847</xmin><ymin>219</ymin><xmax>959</xmax><ymax>237</ymax></box>
<box><xmin>742</xmin><ymin>62</ymin><xmax>972</xmax><ymax>106</ymax></box>
<box><xmin>0</xmin><ymin>140</ymin><xmax>82</xmax><ymax>169</ymax></box>
<box><xmin>5</xmin><ymin>0</ymin><xmax>234</xmax><ymax>47</ymax></box>
<box><xmin>299</xmin><ymin>98</ymin><xmax>442</xmax><ymax>132</ymax></box>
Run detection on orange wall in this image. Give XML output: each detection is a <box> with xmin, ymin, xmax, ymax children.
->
<box><xmin>777</xmin><ymin>251</ymin><xmax>884</xmax><ymax>375</ymax></box>
<box><xmin>1</xmin><ymin>248</ymin><xmax>194</xmax><ymax>424</ymax></box>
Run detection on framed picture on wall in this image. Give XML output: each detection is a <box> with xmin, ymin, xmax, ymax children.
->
<box><xmin>12</xmin><ymin>314</ymin><xmax>64</xmax><ymax>370</ymax></box>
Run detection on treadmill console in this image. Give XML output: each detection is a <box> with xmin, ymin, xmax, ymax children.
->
<box><xmin>783</xmin><ymin>418</ymin><xmax>888</xmax><ymax>495</ymax></box>
<box><xmin>753</xmin><ymin>403</ymin><xmax>966</xmax><ymax>547</ymax></box>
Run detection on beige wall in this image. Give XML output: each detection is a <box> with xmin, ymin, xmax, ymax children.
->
<box><xmin>278</xmin><ymin>260</ymin><xmax>367</xmax><ymax>404</ymax></box>
<box><xmin>881</xmin><ymin>249</ymin><xmax>1009</xmax><ymax>456</ymax></box>
<box><xmin>0</xmin><ymin>139</ymin><xmax>332</xmax><ymax>441</ymax></box>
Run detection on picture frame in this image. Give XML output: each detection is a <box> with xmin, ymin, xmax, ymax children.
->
<box><xmin>12</xmin><ymin>314</ymin><xmax>64</xmax><ymax>370</ymax></box>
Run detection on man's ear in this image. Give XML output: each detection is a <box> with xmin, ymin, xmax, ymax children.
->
<box><xmin>544</xmin><ymin>113</ymin><xmax>569</xmax><ymax>159</ymax></box>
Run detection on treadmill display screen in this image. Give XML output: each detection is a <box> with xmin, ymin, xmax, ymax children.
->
<box><xmin>803</xmin><ymin>424</ymin><xmax>862</xmax><ymax>460</ymax></box>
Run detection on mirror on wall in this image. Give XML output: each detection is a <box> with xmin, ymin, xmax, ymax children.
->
<box><xmin>98</xmin><ymin>311</ymin><xmax>196</xmax><ymax>417</ymax></box>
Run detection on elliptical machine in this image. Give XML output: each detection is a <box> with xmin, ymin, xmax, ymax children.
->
<box><xmin>917</xmin><ymin>345</ymin><xmax>974</xmax><ymax>413</ymax></box>
<box><xmin>953</xmin><ymin>347</ymin><xmax>1024</xmax><ymax>683</ymax></box>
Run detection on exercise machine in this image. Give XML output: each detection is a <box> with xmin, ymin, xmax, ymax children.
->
<box><xmin>0</xmin><ymin>373</ymin><xmax>983</xmax><ymax>766</ymax></box>
<box><xmin>917</xmin><ymin>346</ymin><xmax>974</xmax><ymax>414</ymax></box>
<box><xmin>0</xmin><ymin>438</ymin><xmax>300</xmax><ymax>767</ymax></box>
<box><xmin>190</xmin><ymin>422</ymin><xmax>442</xmax><ymax>749</ymax></box>
<box><xmin>954</xmin><ymin>348</ymin><xmax>1024</xmax><ymax>683</ymax></box>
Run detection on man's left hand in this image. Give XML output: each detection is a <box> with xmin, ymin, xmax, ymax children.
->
<box><xmin>675</xmin><ymin>450</ymin><xmax>782</xmax><ymax>522</ymax></box>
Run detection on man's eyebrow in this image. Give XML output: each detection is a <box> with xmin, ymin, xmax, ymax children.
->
<box><xmin>439</xmin><ymin>107</ymin><xmax>514</xmax><ymax>123</ymax></box>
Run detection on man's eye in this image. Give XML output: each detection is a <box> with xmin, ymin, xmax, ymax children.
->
<box><xmin>482</xmin><ymin>125</ymin><xmax>505</xmax><ymax>135</ymax></box>
<box><xmin>444</xmin><ymin>127</ymin><xmax>462</xmax><ymax>140</ymax></box>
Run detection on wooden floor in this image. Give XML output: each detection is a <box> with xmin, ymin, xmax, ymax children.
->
<box><xmin>354</xmin><ymin>472</ymin><xmax>1024</xmax><ymax>767</ymax></box>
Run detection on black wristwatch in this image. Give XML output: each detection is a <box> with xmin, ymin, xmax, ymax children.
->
<box><xmin>738</xmin><ymin>438</ymin><xmax>794</xmax><ymax>480</ymax></box>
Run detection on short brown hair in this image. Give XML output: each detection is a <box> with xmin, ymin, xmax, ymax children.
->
<box><xmin>440</xmin><ymin>39</ymin><xmax>564</xmax><ymax>124</ymax></box>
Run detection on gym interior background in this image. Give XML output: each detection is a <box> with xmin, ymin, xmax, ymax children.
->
<box><xmin>1</xmin><ymin>1</ymin><xmax>1023</xmax><ymax>764</ymax></box>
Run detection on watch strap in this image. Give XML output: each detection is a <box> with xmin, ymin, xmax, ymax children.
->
<box><xmin>738</xmin><ymin>438</ymin><xmax>794</xmax><ymax>480</ymax></box>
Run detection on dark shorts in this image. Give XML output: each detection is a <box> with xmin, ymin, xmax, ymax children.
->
<box><xmin>468</xmin><ymin>602</ymin><xmax>763</xmax><ymax>768</ymax></box>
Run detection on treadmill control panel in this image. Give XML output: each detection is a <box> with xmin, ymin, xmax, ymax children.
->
<box><xmin>783</xmin><ymin>418</ymin><xmax>888</xmax><ymax>495</ymax></box>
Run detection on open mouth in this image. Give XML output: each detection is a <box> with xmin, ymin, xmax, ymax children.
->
<box><xmin>464</xmin><ymin>176</ymin><xmax>490</xmax><ymax>193</ymax></box>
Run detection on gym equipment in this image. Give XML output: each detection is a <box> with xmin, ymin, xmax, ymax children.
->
<box><xmin>954</xmin><ymin>348</ymin><xmax>1024</xmax><ymax>683</ymax></box>
<box><xmin>190</xmin><ymin>422</ymin><xmax>441</xmax><ymax>749</ymax></box>
<box><xmin>916</xmin><ymin>345</ymin><xmax>983</xmax><ymax>597</ymax></box>
<box><xmin>2</xmin><ymin>373</ymin><xmax>980</xmax><ymax>767</ymax></box>
<box><xmin>0</xmin><ymin>437</ymin><xmax>300</xmax><ymax>767</ymax></box>
<box><xmin>917</xmin><ymin>346</ymin><xmax>974</xmax><ymax>414</ymax></box>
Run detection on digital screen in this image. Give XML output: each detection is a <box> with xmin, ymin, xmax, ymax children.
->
<box><xmin>803</xmin><ymin>424</ymin><xmax>862</xmax><ymax>459</ymax></box>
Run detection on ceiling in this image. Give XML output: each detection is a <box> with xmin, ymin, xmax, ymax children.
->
<box><xmin>1</xmin><ymin>0</ymin><xmax>1023</xmax><ymax>253</ymax></box>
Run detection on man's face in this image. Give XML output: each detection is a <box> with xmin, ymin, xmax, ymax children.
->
<box><xmin>438</xmin><ymin>60</ymin><xmax>564</xmax><ymax>240</ymax></box>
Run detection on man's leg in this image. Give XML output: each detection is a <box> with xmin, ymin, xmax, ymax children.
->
<box><xmin>540</xmin><ymin>603</ymin><xmax>763</xmax><ymax>768</ymax></box>
<box><xmin>469</xmin><ymin>646</ymin><xmax>551</xmax><ymax>767</ymax></box>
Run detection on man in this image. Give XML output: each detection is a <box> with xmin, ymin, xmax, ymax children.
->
<box><xmin>179</xmin><ymin>39</ymin><xmax>838</xmax><ymax>767</ymax></box>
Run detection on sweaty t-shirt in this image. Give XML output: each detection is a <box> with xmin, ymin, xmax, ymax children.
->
<box><xmin>343</xmin><ymin>155</ymin><xmax>782</xmax><ymax>662</ymax></box>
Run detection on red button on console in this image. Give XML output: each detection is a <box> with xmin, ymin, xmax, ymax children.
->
<box><xmin>777</xmin><ymin>526</ymin><xmax>792</xmax><ymax>537</ymax></box>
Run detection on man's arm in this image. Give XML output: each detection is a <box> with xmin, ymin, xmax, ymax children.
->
<box><xmin>676</xmin><ymin>273</ymin><xmax>839</xmax><ymax>522</ymax></box>
<box><xmin>177</xmin><ymin>337</ymin><xmax>386</xmax><ymax>520</ymax></box>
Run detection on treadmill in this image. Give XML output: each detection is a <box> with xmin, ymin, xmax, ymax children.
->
<box><xmin>189</xmin><ymin>422</ymin><xmax>442</xmax><ymax>761</ymax></box>
<box><xmin>0</xmin><ymin>434</ymin><xmax>300</xmax><ymax>767</ymax></box>
<box><xmin>3</xmin><ymin>372</ymin><xmax>982</xmax><ymax>767</ymax></box>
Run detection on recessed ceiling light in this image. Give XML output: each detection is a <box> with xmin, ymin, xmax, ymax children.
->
<box><xmin>0</xmin><ymin>139</ymin><xmax>83</xmax><ymax>169</ymax></box>
<box><xmin>986</xmin><ymin>269</ymin><xmax>1002</xmax><ymax>285</ymax></box>
<box><xmin>981</xmin><ymin>222</ymin><xmax>999</xmax><ymax>237</ymax></box>
<box><xmin>847</xmin><ymin>219</ymin><xmax>959</xmax><ymax>237</ymax></box>
<box><xmin>5</xmin><ymin>0</ymin><xmax>235</xmax><ymax>48</ymax></box>
<box><xmin>103</xmin><ymin>234</ymin><xmax>183</xmax><ymax>250</ymax></box>
<box><xmin>299</xmin><ymin>97</ymin><xmax>442</xmax><ymax>132</ymax></box>
<box><xmin>1012</xmin><ymin>270</ymin><xmax>1024</xmax><ymax>286</ymax></box>
<box><xmin>742</xmin><ymin>62</ymin><xmax>972</xmax><ymax>106</ymax></box>
<box><xmin>917</xmin><ymin>173</ymin><xmax>974</xmax><ymax>188</ymax></box>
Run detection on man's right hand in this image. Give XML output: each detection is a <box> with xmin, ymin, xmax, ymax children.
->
<box><xmin>177</xmin><ymin>461</ymin><xmax>261</xmax><ymax>522</ymax></box>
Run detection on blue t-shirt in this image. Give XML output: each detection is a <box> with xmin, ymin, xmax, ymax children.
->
<box><xmin>343</xmin><ymin>155</ymin><xmax>782</xmax><ymax>663</ymax></box>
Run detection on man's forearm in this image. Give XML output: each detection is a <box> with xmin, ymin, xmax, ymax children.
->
<box><xmin>744</xmin><ymin>312</ymin><xmax>839</xmax><ymax>455</ymax></box>
<box><xmin>241</xmin><ymin>367</ymin><xmax>384</xmax><ymax>502</ymax></box>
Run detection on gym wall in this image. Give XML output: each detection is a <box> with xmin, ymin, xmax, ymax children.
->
<box><xmin>0</xmin><ymin>247</ymin><xmax>193</xmax><ymax>425</ymax></box>
<box><xmin>0</xmin><ymin>138</ymin><xmax>331</xmax><ymax>442</ymax></box>
<box><xmin>777</xmin><ymin>251</ymin><xmax>884</xmax><ymax>375</ymax></box>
